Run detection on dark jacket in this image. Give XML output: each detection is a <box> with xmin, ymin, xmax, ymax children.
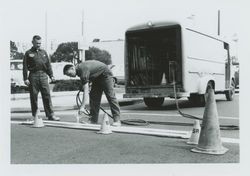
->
<box><xmin>23</xmin><ymin>47</ymin><xmax>53</xmax><ymax>80</ymax></box>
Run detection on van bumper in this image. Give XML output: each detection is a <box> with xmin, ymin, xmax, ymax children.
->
<box><xmin>123</xmin><ymin>92</ymin><xmax>190</xmax><ymax>99</ymax></box>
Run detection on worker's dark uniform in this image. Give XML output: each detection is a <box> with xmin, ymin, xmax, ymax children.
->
<box><xmin>23</xmin><ymin>47</ymin><xmax>54</xmax><ymax>118</ymax></box>
<box><xmin>76</xmin><ymin>60</ymin><xmax>120</xmax><ymax>123</ymax></box>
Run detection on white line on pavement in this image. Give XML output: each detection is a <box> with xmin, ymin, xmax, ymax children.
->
<box><xmin>221</xmin><ymin>137</ymin><xmax>239</xmax><ymax>144</ymax></box>
<box><xmin>121</xmin><ymin>111</ymin><xmax>239</xmax><ymax>120</ymax></box>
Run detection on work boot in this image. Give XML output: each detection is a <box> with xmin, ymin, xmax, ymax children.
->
<box><xmin>27</xmin><ymin>117</ymin><xmax>35</xmax><ymax>123</ymax></box>
<box><xmin>112</xmin><ymin>116</ymin><xmax>121</xmax><ymax>127</ymax></box>
<box><xmin>111</xmin><ymin>116</ymin><xmax>121</xmax><ymax>127</ymax></box>
<box><xmin>80</xmin><ymin>118</ymin><xmax>96</xmax><ymax>124</ymax></box>
<box><xmin>112</xmin><ymin>121</ymin><xmax>121</xmax><ymax>127</ymax></box>
<box><xmin>48</xmin><ymin>115</ymin><xmax>60</xmax><ymax>121</ymax></box>
<box><xmin>89</xmin><ymin>118</ymin><xmax>98</xmax><ymax>124</ymax></box>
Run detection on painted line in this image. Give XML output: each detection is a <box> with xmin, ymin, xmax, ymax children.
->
<box><xmin>218</xmin><ymin>116</ymin><xmax>239</xmax><ymax>120</ymax></box>
<box><xmin>221</xmin><ymin>137</ymin><xmax>239</xmax><ymax>144</ymax></box>
<box><xmin>121</xmin><ymin>111</ymin><xmax>239</xmax><ymax>120</ymax></box>
<box><xmin>11</xmin><ymin>120</ymin><xmax>30</xmax><ymax>124</ymax></box>
<box><xmin>11</xmin><ymin>111</ymin><xmax>79</xmax><ymax>116</ymax></box>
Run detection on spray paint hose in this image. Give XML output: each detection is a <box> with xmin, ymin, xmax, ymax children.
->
<box><xmin>171</xmin><ymin>69</ymin><xmax>202</xmax><ymax>121</ymax></box>
<box><xmin>76</xmin><ymin>90</ymin><xmax>149</xmax><ymax>126</ymax></box>
<box><xmin>171</xmin><ymin>66</ymin><xmax>239</xmax><ymax>130</ymax></box>
<box><xmin>75</xmin><ymin>81</ymin><xmax>238</xmax><ymax>130</ymax></box>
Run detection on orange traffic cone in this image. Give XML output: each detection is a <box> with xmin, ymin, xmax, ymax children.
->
<box><xmin>191</xmin><ymin>88</ymin><xmax>228</xmax><ymax>155</ymax></box>
<box><xmin>187</xmin><ymin>120</ymin><xmax>201</xmax><ymax>145</ymax></box>
<box><xmin>97</xmin><ymin>113</ymin><xmax>112</xmax><ymax>134</ymax></box>
<box><xmin>33</xmin><ymin>109</ymin><xmax>44</xmax><ymax>128</ymax></box>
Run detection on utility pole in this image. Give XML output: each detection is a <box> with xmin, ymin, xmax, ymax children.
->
<box><xmin>78</xmin><ymin>9</ymin><xmax>86</xmax><ymax>62</ymax></box>
<box><xmin>81</xmin><ymin>10</ymin><xmax>84</xmax><ymax>37</ymax></box>
<box><xmin>217</xmin><ymin>10</ymin><xmax>220</xmax><ymax>36</ymax></box>
<box><xmin>45</xmin><ymin>11</ymin><xmax>48</xmax><ymax>51</ymax></box>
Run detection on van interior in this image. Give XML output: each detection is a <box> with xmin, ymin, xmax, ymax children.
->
<box><xmin>126</xmin><ymin>25</ymin><xmax>182</xmax><ymax>87</ymax></box>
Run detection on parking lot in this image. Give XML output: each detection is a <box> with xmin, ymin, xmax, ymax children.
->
<box><xmin>10</xmin><ymin>89</ymin><xmax>239</xmax><ymax>164</ymax></box>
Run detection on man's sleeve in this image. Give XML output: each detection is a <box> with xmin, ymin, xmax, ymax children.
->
<box><xmin>45</xmin><ymin>51</ymin><xmax>53</xmax><ymax>78</ymax></box>
<box><xmin>23</xmin><ymin>52</ymin><xmax>28</xmax><ymax>81</ymax></box>
<box><xmin>80</xmin><ymin>70</ymin><xmax>90</xmax><ymax>85</ymax></box>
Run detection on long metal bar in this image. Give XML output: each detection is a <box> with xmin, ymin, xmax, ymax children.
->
<box><xmin>19</xmin><ymin>120</ymin><xmax>189</xmax><ymax>139</ymax></box>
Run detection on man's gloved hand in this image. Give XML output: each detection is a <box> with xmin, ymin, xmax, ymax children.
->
<box><xmin>50</xmin><ymin>76</ymin><xmax>56</xmax><ymax>83</ymax></box>
<box><xmin>79</xmin><ymin>106</ymin><xmax>90</xmax><ymax>116</ymax></box>
<box><xmin>24</xmin><ymin>80</ymin><xmax>30</xmax><ymax>86</ymax></box>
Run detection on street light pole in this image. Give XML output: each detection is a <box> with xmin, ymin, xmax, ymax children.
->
<box><xmin>45</xmin><ymin>11</ymin><xmax>48</xmax><ymax>51</ymax></box>
<box><xmin>78</xmin><ymin>10</ymin><xmax>86</xmax><ymax>62</ymax></box>
<box><xmin>218</xmin><ymin>10</ymin><xmax>220</xmax><ymax>36</ymax></box>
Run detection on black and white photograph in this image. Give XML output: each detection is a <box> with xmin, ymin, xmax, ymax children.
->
<box><xmin>0</xmin><ymin>0</ymin><xmax>249</xmax><ymax>175</ymax></box>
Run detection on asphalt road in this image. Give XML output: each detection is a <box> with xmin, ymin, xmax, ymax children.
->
<box><xmin>11</xmin><ymin>93</ymin><xmax>239</xmax><ymax>164</ymax></box>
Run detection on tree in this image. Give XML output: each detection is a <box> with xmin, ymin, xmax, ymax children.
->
<box><xmin>51</xmin><ymin>42</ymin><xmax>79</xmax><ymax>63</ymax></box>
<box><xmin>85</xmin><ymin>47</ymin><xmax>112</xmax><ymax>65</ymax></box>
<box><xmin>10</xmin><ymin>41</ymin><xmax>24</xmax><ymax>60</ymax></box>
<box><xmin>10</xmin><ymin>41</ymin><xmax>17</xmax><ymax>52</ymax></box>
<box><xmin>50</xmin><ymin>42</ymin><xmax>112</xmax><ymax>65</ymax></box>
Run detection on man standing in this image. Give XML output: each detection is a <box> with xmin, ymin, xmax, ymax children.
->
<box><xmin>63</xmin><ymin>60</ymin><xmax>121</xmax><ymax>126</ymax></box>
<box><xmin>23</xmin><ymin>35</ymin><xmax>60</xmax><ymax>121</ymax></box>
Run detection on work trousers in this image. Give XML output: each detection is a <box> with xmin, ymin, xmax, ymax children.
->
<box><xmin>28</xmin><ymin>71</ymin><xmax>54</xmax><ymax>117</ymax></box>
<box><xmin>89</xmin><ymin>72</ymin><xmax>120</xmax><ymax>123</ymax></box>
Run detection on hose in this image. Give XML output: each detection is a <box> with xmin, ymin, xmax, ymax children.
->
<box><xmin>75</xmin><ymin>66</ymin><xmax>238</xmax><ymax>130</ymax></box>
<box><xmin>172</xmin><ymin>70</ymin><xmax>202</xmax><ymax>121</ymax></box>
<box><xmin>170</xmin><ymin>62</ymin><xmax>238</xmax><ymax>130</ymax></box>
<box><xmin>76</xmin><ymin>90</ymin><xmax>112</xmax><ymax>118</ymax></box>
<box><xmin>76</xmin><ymin>90</ymin><xmax>90</xmax><ymax>116</ymax></box>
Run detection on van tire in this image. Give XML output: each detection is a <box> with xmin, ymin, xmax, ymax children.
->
<box><xmin>188</xmin><ymin>82</ymin><xmax>214</xmax><ymax>107</ymax></box>
<box><xmin>188</xmin><ymin>94</ymin><xmax>206</xmax><ymax>107</ymax></box>
<box><xmin>225</xmin><ymin>80</ymin><xmax>235</xmax><ymax>101</ymax></box>
<box><xmin>144</xmin><ymin>97</ymin><xmax>164</xmax><ymax>108</ymax></box>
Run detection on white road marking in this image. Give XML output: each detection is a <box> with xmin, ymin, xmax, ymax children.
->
<box><xmin>221</xmin><ymin>137</ymin><xmax>239</xmax><ymax>144</ymax></box>
<box><xmin>121</xmin><ymin>111</ymin><xmax>239</xmax><ymax>120</ymax></box>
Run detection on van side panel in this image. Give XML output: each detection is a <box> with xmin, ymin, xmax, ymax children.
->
<box><xmin>183</xmin><ymin>28</ymin><xmax>227</xmax><ymax>93</ymax></box>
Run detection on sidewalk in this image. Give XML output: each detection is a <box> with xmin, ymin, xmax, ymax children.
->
<box><xmin>11</xmin><ymin>90</ymin><xmax>142</xmax><ymax>113</ymax></box>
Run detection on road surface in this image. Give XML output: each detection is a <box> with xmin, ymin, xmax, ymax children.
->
<box><xmin>10</xmin><ymin>93</ymin><xmax>239</xmax><ymax>164</ymax></box>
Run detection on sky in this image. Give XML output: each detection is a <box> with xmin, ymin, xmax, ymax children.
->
<box><xmin>1</xmin><ymin>0</ymin><xmax>244</xmax><ymax>45</ymax></box>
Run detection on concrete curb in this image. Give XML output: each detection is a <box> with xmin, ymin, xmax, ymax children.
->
<box><xmin>11</xmin><ymin>99</ymin><xmax>143</xmax><ymax>113</ymax></box>
<box><xmin>11</xmin><ymin>87</ymin><xmax>126</xmax><ymax>101</ymax></box>
<box><xmin>11</xmin><ymin>91</ymin><xmax>84</xmax><ymax>101</ymax></box>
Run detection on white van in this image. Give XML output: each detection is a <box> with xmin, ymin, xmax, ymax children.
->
<box><xmin>123</xmin><ymin>21</ymin><xmax>235</xmax><ymax>107</ymax></box>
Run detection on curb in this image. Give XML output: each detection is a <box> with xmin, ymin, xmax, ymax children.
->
<box><xmin>11</xmin><ymin>99</ymin><xmax>143</xmax><ymax>113</ymax></box>
<box><xmin>11</xmin><ymin>87</ymin><xmax>125</xmax><ymax>101</ymax></box>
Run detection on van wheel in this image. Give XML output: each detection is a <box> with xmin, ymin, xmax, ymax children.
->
<box><xmin>112</xmin><ymin>77</ymin><xmax>117</xmax><ymax>87</ymax></box>
<box><xmin>144</xmin><ymin>97</ymin><xmax>164</xmax><ymax>108</ymax></box>
<box><xmin>225</xmin><ymin>80</ymin><xmax>235</xmax><ymax>101</ymax></box>
<box><xmin>188</xmin><ymin>94</ymin><xmax>206</xmax><ymax>107</ymax></box>
<box><xmin>188</xmin><ymin>82</ymin><xmax>214</xmax><ymax>107</ymax></box>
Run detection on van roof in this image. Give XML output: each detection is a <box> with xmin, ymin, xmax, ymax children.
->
<box><xmin>126</xmin><ymin>21</ymin><xmax>181</xmax><ymax>32</ymax></box>
<box><xmin>126</xmin><ymin>20</ymin><xmax>229</xmax><ymax>44</ymax></box>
